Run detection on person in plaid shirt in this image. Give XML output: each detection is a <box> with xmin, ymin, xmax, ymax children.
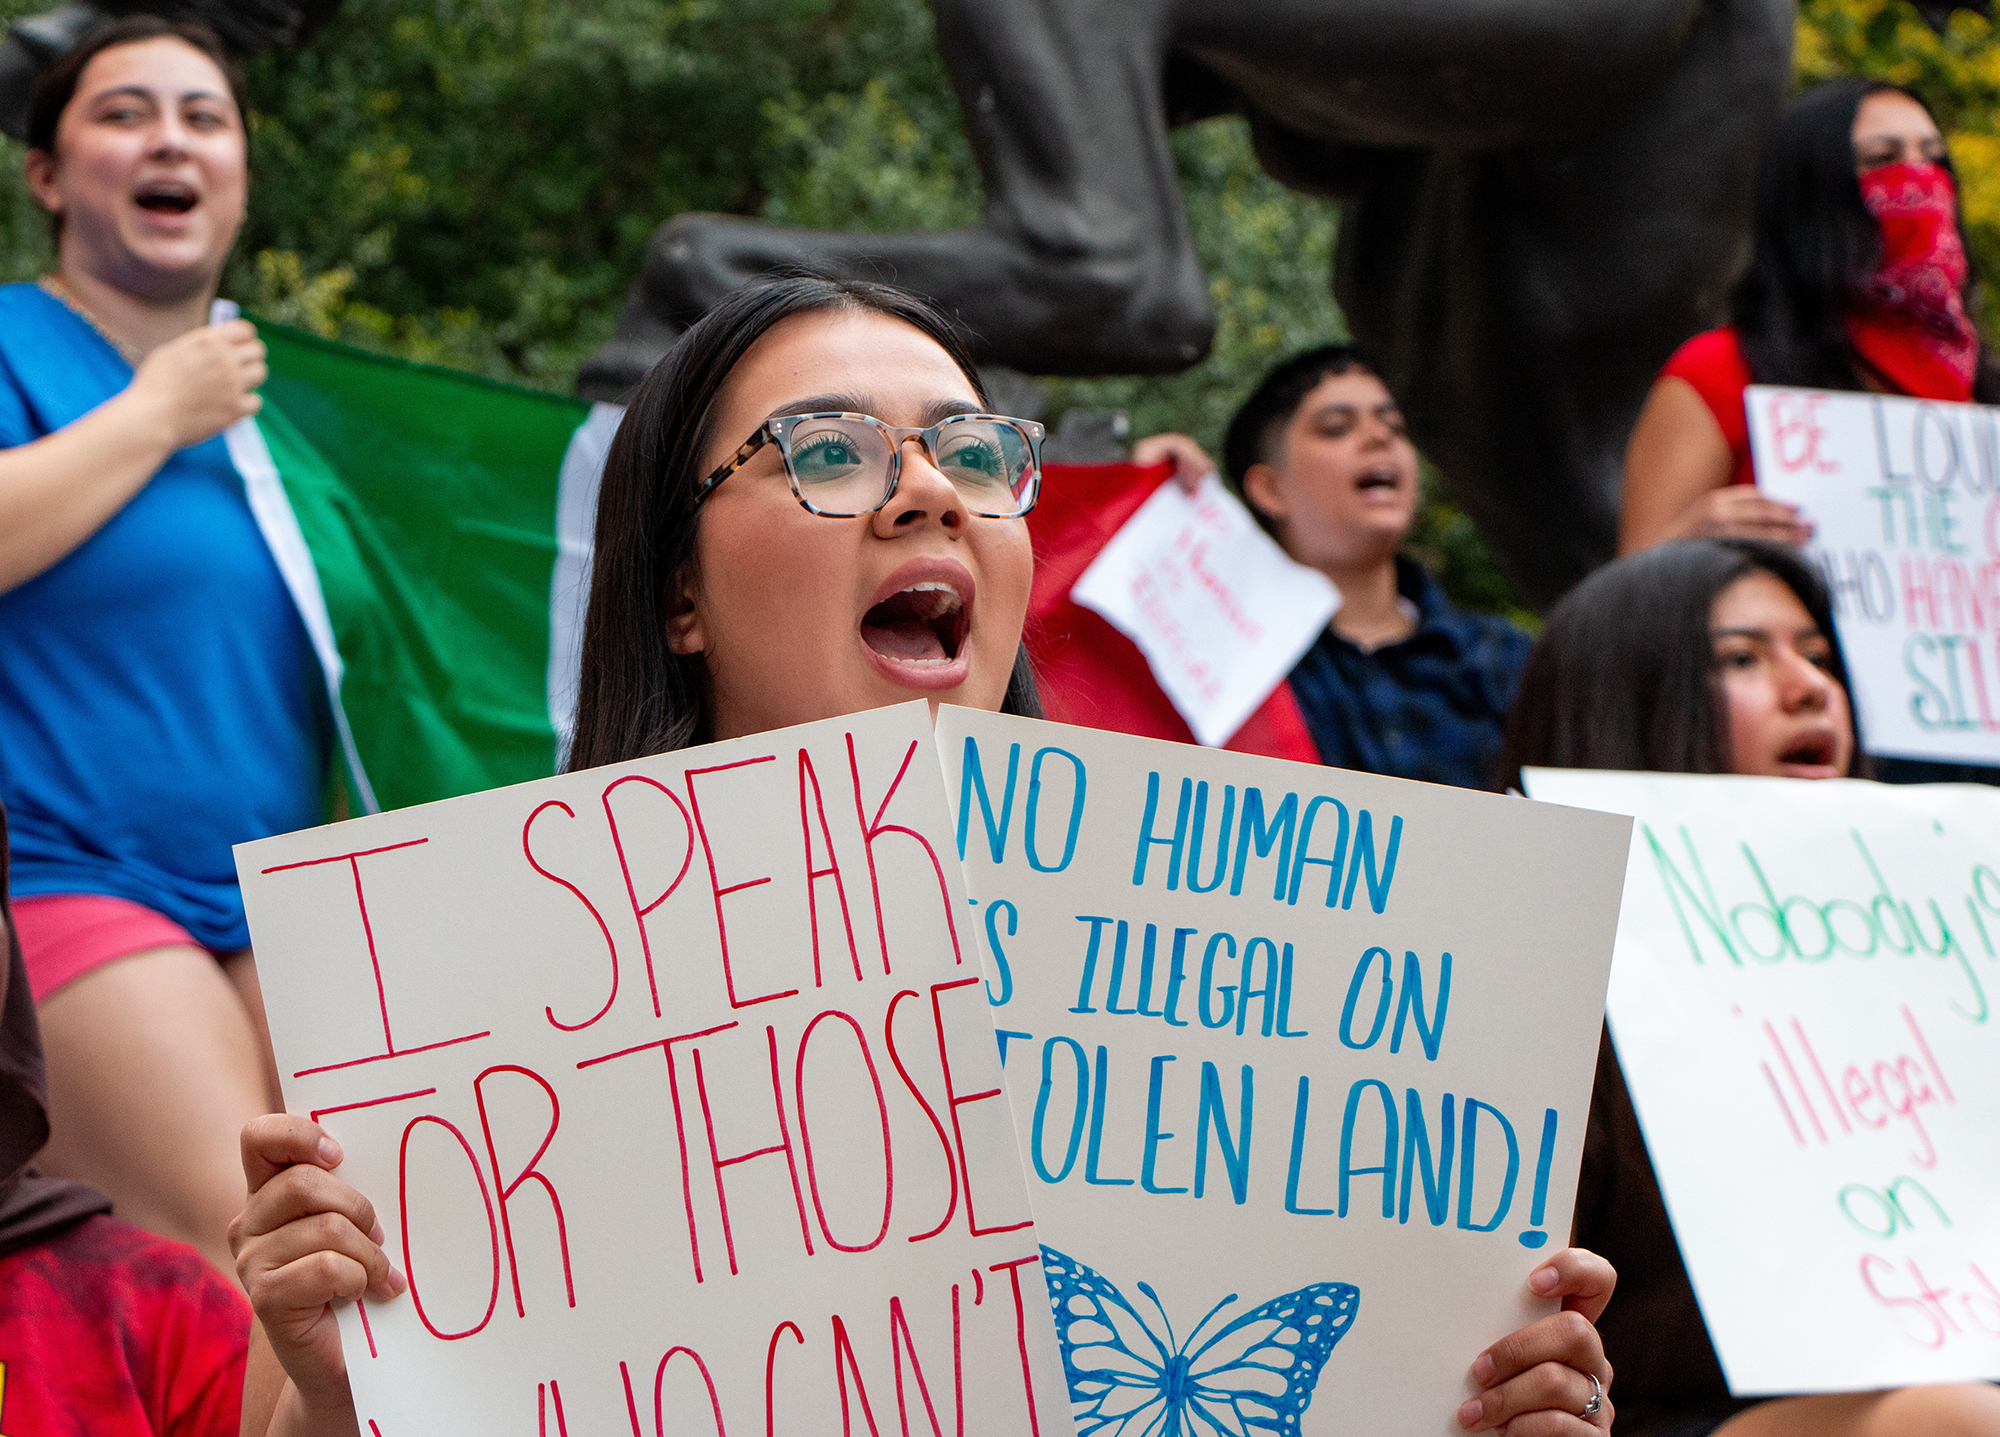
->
<box><xmin>1190</xmin><ymin>344</ymin><xmax>1532</xmax><ymax>789</ymax></box>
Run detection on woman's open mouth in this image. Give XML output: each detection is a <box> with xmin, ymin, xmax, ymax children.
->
<box><xmin>861</xmin><ymin>581</ymin><xmax>968</xmax><ymax>666</ymax></box>
<box><xmin>1777</xmin><ymin>731</ymin><xmax>1839</xmax><ymax>773</ymax></box>
<box><xmin>858</xmin><ymin>561</ymin><xmax>977</xmax><ymax>691</ymax></box>
<box><xmin>1355</xmin><ymin>463</ymin><xmax>1404</xmax><ymax>493</ymax></box>
<box><xmin>133</xmin><ymin>180</ymin><xmax>199</xmax><ymax>215</ymax></box>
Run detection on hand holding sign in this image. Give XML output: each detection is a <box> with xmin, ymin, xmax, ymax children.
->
<box><xmin>233</xmin><ymin>1115</ymin><xmax>401</xmax><ymax>1432</ymax></box>
<box><xmin>937</xmin><ymin>707</ymin><xmax>1631</xmax><ymax>1434</ymax></box>
<box><xmin>1668</xmin><ymin>484</ymin><xmax>1814</xmax><ymax>547</ymax></box>
<box><xmin>1458</xmin><ymin>1248</ymin><xmax>1617</xmax><ymax>1434</ymax></box>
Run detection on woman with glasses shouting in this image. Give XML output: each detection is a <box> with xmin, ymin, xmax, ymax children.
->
<box><xmin>228</xmin><ymin>277</ymin><xmax>1617</xmax><ymax>1437</ymax></box>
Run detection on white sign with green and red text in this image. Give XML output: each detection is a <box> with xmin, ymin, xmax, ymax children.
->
<box><xmin>1525</xmin><ymin>768</ymin><xmax>2000</xmax><ymax>1393</ymax></box>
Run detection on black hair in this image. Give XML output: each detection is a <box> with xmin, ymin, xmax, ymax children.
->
<box><xmin>566</xmin><ymin>276</ymin><xmax>1042</xmax><ymax>772</ymax></box>
<box><xmin>1496</xmin><ymin>538</ymin><xmax>1863</xmax><ymax>789</ymax></box>
<box><xmin>26</xmin><ymin>15</ymin><xmax>244</xmax><ymax>156</ymax></box>
<box><xmin>1221</xmin><ymin>343</ymin><xmax>1376</xmax><ymax>535</ymax></box>
<box><xmin>1733</xmin><ymin>76</ymin><xmax>2000</xmax><ymax>401</ymax></box>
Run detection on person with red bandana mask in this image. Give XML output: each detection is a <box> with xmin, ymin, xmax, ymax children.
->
<box><xmin>1619</xmin><ymin>78</ymin><xmax>1996</xmax><ymax>555</ymax></box>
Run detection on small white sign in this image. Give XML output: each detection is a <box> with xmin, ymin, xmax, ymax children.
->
<box><xmin>1071</xmin><ymin>474</ymin><xmax>1340</xmax><ymax>746</ymax></box>
<box><xmin>940</xmin><ymin>709</ymin><xmax>1632</xmax><ymax>1434</ymax></box>
<box><xmin>1524</xmin><ymin>767</ymin><xmax>2000</xmax><ymax>1394</ymax></box>
<box><xmin>1748</xmin><ymin>384</ymin><xmax>2000</xmax><ymax>767</ymax></box>
<box><xmin>236</xmin><ymin>702</ymin><xmax>1069</xmax><ymax>1435</ymax></box>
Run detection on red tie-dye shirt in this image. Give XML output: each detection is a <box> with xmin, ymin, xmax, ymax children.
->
<box><xmin>0</xmin><ymin>1214</ymin><xmax>247</xmax><ymax>1436</ymax></box>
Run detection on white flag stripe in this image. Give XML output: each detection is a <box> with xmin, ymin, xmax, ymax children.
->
<box><xmin>211</xmin><ymin>299</ymin><xmax>381</xmax><ymax>813</ymax></box>
<box><xmin>546</xmin><ymin>400</ymin><xmax>623</xmax><ymax>755</ymax></box>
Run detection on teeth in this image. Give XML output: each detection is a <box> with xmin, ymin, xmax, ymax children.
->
<box><xmin>899</xmin><ymin>581</ymin><xmax>963</xmax><ymax>614</ymax></box>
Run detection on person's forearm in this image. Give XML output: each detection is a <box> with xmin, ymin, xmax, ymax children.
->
<box><xmin>0</xmin><ymin>388</ymin><xmax>176</xmax><ymax>593</ymax></box>
<box><xmin>242</xmin><ymin>1328</ymin><xmax>361</xmax><ymax>1437</ymax></box>
<box><xmin>261</xmin><ymin>1387</ymin><xmax>362</xmax><ymax>1437</ymax></box>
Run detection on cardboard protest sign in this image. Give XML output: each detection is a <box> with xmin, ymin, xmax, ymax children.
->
<box><xmin>1070</xmin><ymin>474</ymin><xmax>1340</xmax><ymax>747</ymax></box>
<box><xmin>1748</xmin><ymin>384</ymin><xmax>2000</xmax><ymax>766</ymax></box>
<box><xmin>1523</xmin><ymin>769</ymin><xmax>2000</xmax><ymax>1392</ymax></box>
<box><xmin>935</xmin><ymin>709</ymin><xmax>1630</xmax><ymax>1435</ymax></box>
<box><xmin>236</xmin><ymin>702</ymin><xmax>1069</xmax><ymax>1435</ymax></box>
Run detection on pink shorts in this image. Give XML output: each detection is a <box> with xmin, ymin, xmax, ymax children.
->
<box><xmin>10</xmin><ymin>894</ymin><xmax>202</xmax><ymax>1003</ymax></box>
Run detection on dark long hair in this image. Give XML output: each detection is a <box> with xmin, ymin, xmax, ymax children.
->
<box><xmin>566</xmin><ymin>276</ymin><xmax>1042</xmax><ymax>772</ymax></box>
<box><xmin>1733</xmin><ymin>76</ymin><xmax>2000</xmax><ymax>400</ymax></box>
<box><xmin>1497</xmin><ymin>539</ymin><xmax>1861</xmax><ymax>788</ymax></box>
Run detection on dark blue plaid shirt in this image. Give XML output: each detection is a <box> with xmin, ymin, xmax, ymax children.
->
<box><xmin>1288</xmin><ymin>556</ymin><xmax>1531</xmax><ymax>790</ymax></box>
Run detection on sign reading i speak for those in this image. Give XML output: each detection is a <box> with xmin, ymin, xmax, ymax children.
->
<box><xmin>235</xmin><ymin>702</ymin><xmax>1069</xmax><ymax>1435</ymax></box>
<box><xmin>1747</xmin><ymin>384</ymin><xmax>2000</xmax><ymax>767</ymax></box>
<box><xmin>936</xmin><ymin>708</ymin><xmax>1630</xmax><ymax>1436</ymax></box>
<box><xmin>1070</xmin><ymin>473</ymin><xmax>1340</xmax><ymax>747</ymax></box>
<box><xmin>1523</xmin><ymin>768</ymin><xmax>2000</xmax><ymax>1393</ymax></box>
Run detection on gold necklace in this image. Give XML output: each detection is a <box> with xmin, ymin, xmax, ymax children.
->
<box><xmin>38</xmin><ymin>274</ymin><xmax>144</xmax><ymax>365</ymax></box>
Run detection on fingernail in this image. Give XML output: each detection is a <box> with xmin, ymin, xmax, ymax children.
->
<box><xmin>1456</xmin><ymin>1398</ymin><xmax>1484</xmax><ymax>1430</ymax></box>
<box><xmin>317</xmin><ymin>1136</ymin><xmax>342</xmax><ymax>1167</ymax></box>
<box><xmin>389</xmin><ymin>1265</ymin><xmax>408</xmax><ymax>1296</ymax></box>
<box><xmin>369</xmin><ymin>1218</ymin><xmax>385</xmax><ymax>1244</ymax></box>
<box><xmin>1529</xmin><ymin>1266</ymin><xmax>1559</xmax><ymax>1294</ymax></box>
<box><xmin>1472</xmin><ymin>1352</ymin><xmax>1494</xmax><ymax>1385</ymax></box>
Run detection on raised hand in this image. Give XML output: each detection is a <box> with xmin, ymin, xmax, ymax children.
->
<box><xmin>126</xmin><ymin>318</ymin><xmax>266</xmax><ymax>451</ymax></box>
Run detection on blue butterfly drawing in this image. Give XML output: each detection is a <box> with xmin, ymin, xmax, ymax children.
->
<box><xmin>1040</xmin><ymin>1246</ymin><xmax>1360</xmax><ymax>1436</ymax></box>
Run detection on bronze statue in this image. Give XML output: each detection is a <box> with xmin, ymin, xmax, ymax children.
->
<box><xmin>575</xmin><ymin>0</ymin><xmax>1985</xmax><ymax>601</ymax></box>
<box><xmin>6</xmin><ymin>0</ymin><xmax>1987</xmax><ymax>598</ymax></box>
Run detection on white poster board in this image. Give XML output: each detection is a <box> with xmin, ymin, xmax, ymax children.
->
<box><xmin>1748</xmin><ymin>384</ymin><xmax>2000</xmax><ymax>766</ymax></box>
<box><xmin>237</xmin><ymin>703</ymin><xmax>1069</xmax><ymax>1435</ymax></box>
<box><xmin>1071</xmin><ymin>474</ymin><xmax>1340</xmax><ymax>746</ymax></box>
<box><xmin>937</xmin><ymin>709</ymin><xmax>1631</xmax><ymax>1434</ymax></box>
<box><xmin>1523</xmin><ymin>768</ymin><xmax>2000</xmax><ymax>1393</ymax></box>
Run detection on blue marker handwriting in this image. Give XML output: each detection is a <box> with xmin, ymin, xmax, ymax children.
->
<box><xmin>954</xmin><ymin>737</ymin><xmax>1407</xmax><ymax>913</ymax></box>
<box><xmin>1004</xmin><ymin>1031</ymin><xmax>1560</xmax><ymax>1248</ymax></box>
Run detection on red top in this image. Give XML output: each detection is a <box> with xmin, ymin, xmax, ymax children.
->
<box><xmin>1663</xmin><ymin>307</ymin><xmax>1976</xmax><ymax>490</ymax></box>
<box><xmin>1660</xmin><ymin>327</ymin><xmax>1757</xmax><ymax>487</ymax></box>
<box><xmin>0</xmin><ymin>1214</ymin><xmax>248</xmax><ymax>1436</ymax></box>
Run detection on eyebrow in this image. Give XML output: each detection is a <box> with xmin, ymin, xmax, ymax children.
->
<box><xmin>86</xmin><ymin>84</ymin><xmax>231</xmax><ymax>107</ymax></box>
<box><xmin>767</xmin><ymin>394</ymin><xmax>985</xmax><ymax>426</ymax></box>
<box><xmin>1710</xmin><ymin>626</ymin><xmax>1826</xmax><ymax>642</ymax></box>
<box><xmin>1308</xmin><ymin>400</ymin><xmax>1401</xmax><ymax>421</ymax></box>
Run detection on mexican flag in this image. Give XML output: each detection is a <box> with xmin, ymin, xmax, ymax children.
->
<box><xmin>224</xmin><ymin>310</ymin><xmax>624</xmax><ymax>815</ymax></box>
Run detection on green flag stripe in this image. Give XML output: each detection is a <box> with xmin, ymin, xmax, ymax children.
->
<box><xmin>252</xmin><ymin>319</ymin><xmax>590</xmax><ymax>813</ymax></box>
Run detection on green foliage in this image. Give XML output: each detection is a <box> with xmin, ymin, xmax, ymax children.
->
<box><xmin>1040</xmin><ymin>121</ymin><xmax>1344</xmax><ymax>455</ymax></box>
<box><xmin>0</xmin><ymin>0</ymin><xmax>977</xmax><ymax>383</ymax></box>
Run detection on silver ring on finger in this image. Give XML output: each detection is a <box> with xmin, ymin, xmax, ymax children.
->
<box><xmin>1579</xmin><ymin>1371</ymin><xmax>1603</xmax><ymax>1419</ymax></box>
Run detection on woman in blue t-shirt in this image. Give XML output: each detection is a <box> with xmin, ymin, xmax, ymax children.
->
<box><xmin>0</xmin><ymin>16</ymin><xmax>325</xmax><ymax>1278</ymax></box>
